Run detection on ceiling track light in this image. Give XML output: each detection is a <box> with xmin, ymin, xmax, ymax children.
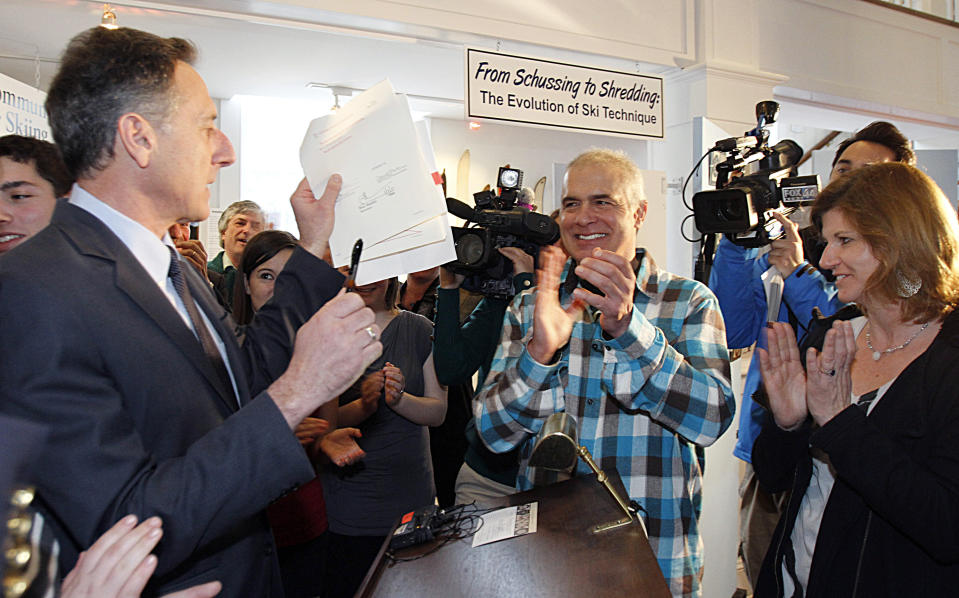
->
<box><xmin>100</xmin><ymin>4</ymin><xmax>119</xmax><ymax>29</ymax></box>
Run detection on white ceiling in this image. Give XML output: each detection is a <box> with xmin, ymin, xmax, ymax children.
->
<box><xmin>0</xmin><ymin>0</ymin><xmax>476</xmax><ymax>118</ymax></box>
<box><xmin>1</xmin><ymin>0</ymin><xmax>958</xmax><ymax>149</ymax></box>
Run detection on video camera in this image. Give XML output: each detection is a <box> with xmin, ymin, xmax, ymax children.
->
<box><xmin>692</xmin><ymin>101</ymin><xmax>820</xmax><ymax>248</ymax></box>
<box><xmin>446</xmin><ymin>166</ymin><xmax>559</xmax><ymax>298</ymax></box>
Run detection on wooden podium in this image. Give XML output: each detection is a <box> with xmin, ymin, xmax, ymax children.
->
<box><xmin>356</xmin><ymin>471</ymin><xmax>671</xmax><ymax>597</ymax></box>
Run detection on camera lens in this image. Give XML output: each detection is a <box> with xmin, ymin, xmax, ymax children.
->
<box><xmin>456</xmin><ymin>232</ymin><xmax>485</xmax><ymax>266</ymax></box>
<box><xmin>719</xmin><ymin>202</ymin><xmax>746</xmax><ymax>223</ymax></box>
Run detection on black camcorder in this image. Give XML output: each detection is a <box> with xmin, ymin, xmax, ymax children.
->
<box><xmin>446</xmin><ymin>166</ymin><xmax>559</xmax><ymax>298</ymax></box>
<box><xmin>692</xmin><ymin>101</ymin><xmax>820</xmax><ymax>248</ymax></box>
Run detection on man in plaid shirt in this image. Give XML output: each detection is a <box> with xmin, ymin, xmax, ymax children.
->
<box><xmin>475</xmin><ymin>149</ymin><xmax>735</xmax><ymax>597</ymax></box>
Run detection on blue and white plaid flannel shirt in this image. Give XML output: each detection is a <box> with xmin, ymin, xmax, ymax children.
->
<box><xmin>475</xmin><ymin>250</ymin><xmax>735</xmax><ymax>597</ymax></box>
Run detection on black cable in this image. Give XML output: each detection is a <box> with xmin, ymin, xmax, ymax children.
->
<box><xmin>681</xmin><ymin>149</ymin><xmax>715</xmax><ymax>212</ymax></box>
<box><xmin>681</xmin><ymin>213</ymin><xmax>701</xmax><ymax>244</ymax></box>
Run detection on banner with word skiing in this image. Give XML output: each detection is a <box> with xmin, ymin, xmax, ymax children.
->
<box><xmin>0</xmin><ymin>72</ymin><xmax>50</xmax><ymax>141</ymax></box>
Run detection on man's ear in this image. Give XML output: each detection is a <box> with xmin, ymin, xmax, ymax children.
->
<box><xmin>633</xmin><ymin>200</ymin><xmax>648</xmax><ymax>230</ymax></box>
<box><xmin>115</xmin><ymin>112</ymin><xmax>157</xmax><ymax>169</ymax></box>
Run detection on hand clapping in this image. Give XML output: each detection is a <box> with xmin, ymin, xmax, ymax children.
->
<box><xmin>757</xmin><ymin>320</ymin><xmax>857</xmax><ymax>430</ymax></box>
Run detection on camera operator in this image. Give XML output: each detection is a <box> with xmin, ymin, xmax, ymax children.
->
<box><xmin>709</xmin><ymin>120</ymin><xmax>915</xmax><ymax>590</ymax></box>
<box><xmin>433</xmin><ymin>246</ymin><xmax>536</xmax><ymax>506</ymax></box>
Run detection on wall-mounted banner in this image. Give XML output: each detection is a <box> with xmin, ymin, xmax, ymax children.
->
<box><xmin>465</xmin><ymin>48</ymin><xmax>663</xmax><ymax>139</ymax></box>
<box><xmin>0</xmin><ymin>72</ymin><xmax>50</xmax><ymax>141</ymax></box>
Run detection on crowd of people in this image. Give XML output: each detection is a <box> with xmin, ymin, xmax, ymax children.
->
<box><xmin>1</xmin><ymin>22</ymin><xmax>957</xmax><ymax>598</ymax></box>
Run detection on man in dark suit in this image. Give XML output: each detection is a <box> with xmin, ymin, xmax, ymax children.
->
<box><xmin>0</xmin><ymin>26</ymin><xmax>382</xmax><ymax>597</ymax></box>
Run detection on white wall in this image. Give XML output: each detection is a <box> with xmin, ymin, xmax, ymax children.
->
<box><xmin>428</xmin><ymin>117</ymin><xmax>652</xmax><ymax>208</ymax></box>
<box><xmin>758</xmin><ymin>0</ymin><xmax>959</xmax><ymax>125</ymax></box>
<box><xmin>221</xmin><ymin>0</ymin><xmax>959</xmax><ymax>125</ymax></box>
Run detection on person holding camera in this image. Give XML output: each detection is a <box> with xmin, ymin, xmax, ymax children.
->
<box><xmin>432</xmin><ymin>246</ymin><xmax>535</xmax><ymax>506</ymax></box>
<box><xmin>708</xmin><ymin>121</ymin><xmax>915</xmax><ymax>590</ymax></box>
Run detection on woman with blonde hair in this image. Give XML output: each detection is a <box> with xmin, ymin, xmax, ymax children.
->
<box><xmin>754</xmin><ymin>162</ymin><xmax>959</xmax><ymax>597</ymax></box>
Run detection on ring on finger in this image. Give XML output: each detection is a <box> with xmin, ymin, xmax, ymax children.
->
<box><xmin>820</xmin><ymin>368</ymin><xmax>836</xmax><ymax>376</ymax></box>
<box><xmin>364</xmin><ymin>326</ymin><xmax>377</xmax><ymax>341</ymax></box>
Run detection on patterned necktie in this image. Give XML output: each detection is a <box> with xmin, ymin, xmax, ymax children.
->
<box><xmin>167</xmin><ymin>247</ymin><xmax>234</xmax><ymax>399</ymax></box>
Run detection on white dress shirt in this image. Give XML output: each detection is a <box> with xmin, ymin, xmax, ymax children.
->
<box><xmin>70</xmin><ymin>186</ymin><xmax>240</xmax><ymax>404</ymax></box>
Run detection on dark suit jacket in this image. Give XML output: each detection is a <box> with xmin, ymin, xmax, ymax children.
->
<box><xmin>208</xmin><ymin>250</ymin><xmax>237</xmax><ymax>310</ymax></box>
<box><xmin>0</xmin><ymin>201</ymin><xmax>343</xmax><ymax>597</ymax></box>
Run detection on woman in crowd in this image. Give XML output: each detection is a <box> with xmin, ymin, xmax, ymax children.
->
<box><xmin>754</xmin><ymin>162</ymin><xmax>959</xmax><ymax>596</ymax></box>
<box><xmin>322</xmin><ymin>275</ymin><xmax>447</xmax><ymax>598</ymax></box>
<box><xmin>233</xmin><ymin>230</ymin><xmax>363</xmax><ymax>598</ymax></box>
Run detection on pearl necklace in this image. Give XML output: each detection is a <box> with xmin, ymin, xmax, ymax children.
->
<box><xmin>865</xmin><ymin>321</ymin><xmax>929</xmax><ymax>361</ymax></box>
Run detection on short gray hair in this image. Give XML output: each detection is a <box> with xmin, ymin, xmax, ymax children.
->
<box><xmin>566</xmin><ymin>148</ymin><xmax>646</xmax><ymax>210</ymax></box>
<box><xmin>217</xmin><ymin>201</ymin><xmax>264</xmax><ymax>247</ymax></box>
<box><xmin>45</xmin><ymin>27</ymin><xmax>197</xmax><ymax>179</ymax></box>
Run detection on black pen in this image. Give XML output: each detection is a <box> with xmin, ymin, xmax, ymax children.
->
<box><xmin>344</xmin><ymin>238</ymin><xmax>363</xmax><ymax>290</ymax></box>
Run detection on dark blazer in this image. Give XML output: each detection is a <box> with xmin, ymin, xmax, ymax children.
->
<box><xmin>0</xmin><ymin>202</ymin><xmax>343</xmax><ymax>597</ymax></box>
<box><xmin>753</xmin><ymin>309</ymin><xmax>959</xmax><ymax>597</ymax></box>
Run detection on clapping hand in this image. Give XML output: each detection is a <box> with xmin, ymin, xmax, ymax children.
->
<box><xmin>757</xmin><ymin>322</ymin><xmax>809</xmax><ymax>430</ymax></box>
<box><xmin>572</xmin><ymin>248</ymin><xmax>636</xmax><ymax>339</ymax></box>
<box><xmin>527</xmin><ymin>245</ymin><xmax>585</xmax><ymax>364</ymax></box>
<box><xmin>383</xmin><ymin>362</ymin><xmax>405</xmax><ymax>406</ymax></box>
<box><xmin>805</xmin><ymin>320</ymin><xmax>856</xmax><ymax>426</ymax></box>
<box><xmin>758</xmin><ymin>320</ymin><xmax>857</xmax><ymax>430</ymax></box>
<box><xmin>294</xmin><ymin>417</ymin><xmax>330</xmax><ymax>447</ymax></box>
<box><xmin>319</xmin><ymin>428</ymin><xmax>366</xmax><ymax>466</ymax></box>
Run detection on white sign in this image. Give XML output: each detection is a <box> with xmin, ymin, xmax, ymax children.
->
<box><xmin>466</xmin><ymin>49</ymin><xmax>663</xmax><ymax>139</ymax></box>
<box><xmin>0</xmin><ymin>72</ymin><xmax>51</xmax><ymax>141</ymax></box>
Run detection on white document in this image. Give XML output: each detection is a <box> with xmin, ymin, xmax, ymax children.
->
<box><xmin>355</xmin><ymin>213</ymin><xmax>455</xmax><ymax>285</ymax></box>
<box><xmin>471</xmin><ymin>502</ymin><xmax>538</xmax><ymax>548</ymax></box>
<box><xmin>299</xmin><ymin>80</ymin><xmax>449</xmax><ymax>271</ymax></box>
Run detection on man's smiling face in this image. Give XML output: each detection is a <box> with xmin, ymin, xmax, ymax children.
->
<box><xmin>559</xmin><ymin>163</ymin><xmax>646</xmax><ymax>263</ymax></box>
<box><xmin>0</xmin><ymin>157</ymin><xmax>58</xmax><ymax>255</ymax></box>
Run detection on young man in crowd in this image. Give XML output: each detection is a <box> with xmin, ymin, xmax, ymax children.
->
<box><xmin>0</xmin><ymin>135</ymin><xmax>72</xmax><ymax>255</ymax></box>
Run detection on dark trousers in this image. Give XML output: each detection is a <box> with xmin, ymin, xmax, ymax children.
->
<box><xmin>323</xmin><ymin>532</ymin><xmax>385</xmax><ymax>598</ymax></box>
<box><xmin>429</xmin><ymin>382</ymin><xmax>470</xmax><ymax>507</ymax></box>
<box><xmin>277</xmin><ymin>532</ymin><xmax>329</xmax><ymax>598</ymax></box>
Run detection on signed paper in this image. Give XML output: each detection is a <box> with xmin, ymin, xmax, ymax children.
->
<box><xmin>471</xmin><ymin>502</ymin><xmax>538</xmax><ymax>548</ymax></box>
<box><xmin>299</xmin><ymin>80</ymin><xmax>449</xmax><ymax>270</ymax></box>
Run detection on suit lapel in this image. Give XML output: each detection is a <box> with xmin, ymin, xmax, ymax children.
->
<box><xmin>55</xmin><ymin>203</ymin><xmax>238</xmax><ymax>414</ymax></box>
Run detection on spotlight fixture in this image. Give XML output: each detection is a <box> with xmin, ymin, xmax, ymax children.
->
<box><xmin>100</xmin><ymin>4</ymin><xmax>119</xmax><ymax>29</ymax></box>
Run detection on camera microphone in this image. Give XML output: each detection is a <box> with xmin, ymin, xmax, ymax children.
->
<box><xmin>446</xmin><ymin>197</ymin><xmax>477</xmax><ymax>221</ymax></box>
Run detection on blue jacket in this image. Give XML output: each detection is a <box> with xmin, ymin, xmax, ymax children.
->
<box><xmin>709</xmin><ymin>236</ymin><xmax>842</xmax><ymax>462</ymax></box>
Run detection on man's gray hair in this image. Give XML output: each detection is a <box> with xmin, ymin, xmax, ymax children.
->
<box><xmin>217</xmin><ymin>201</ymin><xmax>264</xmax><ymax>247</ymax></box>
<box><xmin>566</xmin><ymin>148</ymin><xmax>646</xmax><ymax>210</ymax></box>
